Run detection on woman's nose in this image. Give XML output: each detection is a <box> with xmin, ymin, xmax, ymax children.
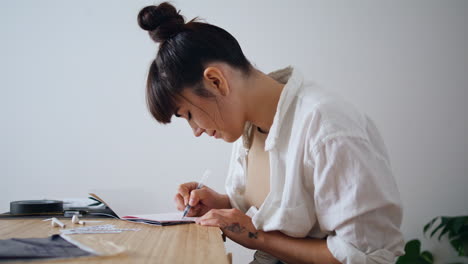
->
<box><xmin>192</xmin><ymin>127</ymin><xmax>205</xmax><ymax>137</ymax></box>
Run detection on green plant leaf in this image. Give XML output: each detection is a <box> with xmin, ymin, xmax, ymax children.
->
<box><xmin>439</xmin><ymin>226</ymin><xmax>451</xmax><ymax>241</ymax></box>
<box><xmin>430</xmin><ymin>217</ymin><xmax>450</xmax><ymax>239</ymax></box>
<box><xmin>395</xmin><ymin>256</ymin><xmax>405</xmax><ymax>264</ymax></box>
<box><xmin>405</xmin><ymin>239</ymin><xmax>422</xmax><ymax>256</ymax></box>
<box><xmin>421</xmin><ymin>250</ymin><xmax>434</xmax><ymax>263</ymax></box>
<box><xmin>425</xmin><ymin>217</ymin><xmax>439</xmax><ymax>237</ymax></box>
<box><xmin>397</xmin><ymin>240</ymin><xmax>437</xmax><ymax>264</ymax></box>
<box><xmin>421</xmin><ymin>215</ymin><xmax>468</xmax><ymax>260</ymax></box>
<box><xmin>452</xmin><ymin>217</ymin><xmax>468</xmax><ymax>235</ymax></box>
<box><xmin>450</xmin><ymin>238</ymin><xmax>464</xmax><ymax>257</ymax></box>
<box><xmin>460</xmin><ymin>239</ymin><xmax>468</xmax><ymax>257</ymax></box>
<box><xmin>396</xmin><ymin>255</ymin><xmax>427</xmax><ymax>264</ymax></box>
<box><xmin>431</xmin><ymin>222</ymin><xmax>446</xmax><ymax>239</ymax></box>
<box><xmin>446</xmin><ymin>217</ymin><xmax>468</xmax><ymax>241</ymax></box>
<box><xmin>457</xmin><ymin>228</ymin><xmax>468</xmax><ymax>238</ymax></box>
<box><xmin>396</xmin><ymin>255</ymin><xmax>416</xmax><ymax>264</ymax></box>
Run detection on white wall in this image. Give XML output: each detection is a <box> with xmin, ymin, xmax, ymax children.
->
<box><xmin>1</xmin><ymin>1</ymin><xmax>467</xmax><ymax>263</ymax></box>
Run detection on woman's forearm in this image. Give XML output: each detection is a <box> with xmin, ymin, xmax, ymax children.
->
<box><xmin>196</xmin><ymin>208</ymin><xmax>341</xmax><ymax>263</ymax></box>
<box><xmin>219</xmin><ymin>194</ymin><xmax>232</xmax><ymax>209</ymax></box>
<box><xmin>256</xmin><ymin>230</ymin><xmax>341</xmax><ymax>264</ymax></box>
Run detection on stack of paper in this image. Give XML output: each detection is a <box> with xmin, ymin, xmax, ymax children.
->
<box><xmin>89</xmin><ymin>192</ymin><xmax>198</xmax><ymax>226</ymax></box>
<box><xmin>122</xmin><ymin>213</ymin><xmax>197</xmax><ymax>226</ymax></box>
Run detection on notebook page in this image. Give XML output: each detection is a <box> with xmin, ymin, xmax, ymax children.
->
<box><xmin>121</xmin><ymin>212</ymin><xmax>198</xmax><ymax>222</ymax></box>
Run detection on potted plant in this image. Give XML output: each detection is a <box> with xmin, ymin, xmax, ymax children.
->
<box><xmin>396</xmin><ymin>215</ymin><xmax>468</xmax><ymax>264</ymax></box>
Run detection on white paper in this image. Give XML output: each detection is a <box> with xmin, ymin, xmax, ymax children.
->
<box><xmin>88</xmin><ymin>190</ymin><xmax>197</xmax><ymax>224</ymax></box>
<box><xmin>121</xmin><ymin>212</ymin><xmax>198</xmax><ymax>222</ymax></box>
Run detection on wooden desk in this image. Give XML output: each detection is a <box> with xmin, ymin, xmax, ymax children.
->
<box><xmin>0</xmin><ymin>219</ymin><xmax>230</xmax><ymax>264</ymax></box>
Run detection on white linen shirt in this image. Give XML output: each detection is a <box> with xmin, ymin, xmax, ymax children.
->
<box><xmin>225</xmin><ymin>66</ymin><xmax>405</xmax><ymax>264</ymax></box>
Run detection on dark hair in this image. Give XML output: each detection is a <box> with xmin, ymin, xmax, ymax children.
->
<box><xmin>137</xmin><ymin>2</ymin><xmax>252</xmax><ymax>124</ymax></box>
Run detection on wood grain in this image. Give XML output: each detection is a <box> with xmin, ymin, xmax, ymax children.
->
<box><xmin>0</xmin><ymin>219</ymin><xmax>230</xmax><ymax>264</ymax></box>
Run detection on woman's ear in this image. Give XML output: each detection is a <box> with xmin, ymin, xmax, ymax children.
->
<box><xmin>203</xmin><ymin>66</ymin><xmax>230</xmax><ymax>96</ymax></box>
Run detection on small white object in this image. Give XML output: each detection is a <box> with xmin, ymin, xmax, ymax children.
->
<box><xmin>51</xmin><ymin>217</ymin><xmax>65</xmax><ymax>228</ymax></box>
<box><xmin>78</xmin><ymin>220</ymin><xmax>86</xmax><ymax>225</ymax></box>
<box><xmin>71</xmin><ymin>215</ymin><xmax>80</xmax><ymax>224</ymax></box>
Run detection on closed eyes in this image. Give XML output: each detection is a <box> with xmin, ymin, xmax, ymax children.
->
<box><xmin>174</xmin><ymin>108</ymin><xmax>191</xmax><ymax>121</ymax></box>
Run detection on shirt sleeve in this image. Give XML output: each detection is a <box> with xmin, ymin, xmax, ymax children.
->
<box><xmin>312</xmin><ymin>136</ymin><xmax>405</xmax><ymax>264</ymax></box>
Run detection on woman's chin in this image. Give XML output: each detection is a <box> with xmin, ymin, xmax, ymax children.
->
<box><xmin>222</xmin><ymin>134</ymin><xmax>241</xmax><ymax>143</ymax></box>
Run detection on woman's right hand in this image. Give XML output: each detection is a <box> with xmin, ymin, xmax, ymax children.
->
<box><xmin>174</xmin><ymin>182</ymin><xmax>231</xmax><ymax>217</ymax></box>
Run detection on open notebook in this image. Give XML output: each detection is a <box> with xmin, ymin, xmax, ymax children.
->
<box><xmin>89</xmin><ymin>192</ymin><xmax>198</xmax><ymax>226</ymax></box>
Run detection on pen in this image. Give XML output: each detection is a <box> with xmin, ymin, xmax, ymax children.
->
<box><xmin>182</xmin><ymin>169</ymin><xmax>211</xmax><ymax>218</ymax></box>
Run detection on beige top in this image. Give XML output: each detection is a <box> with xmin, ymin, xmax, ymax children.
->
<box><xmin>242</xmin><ymin>67</ymin><xmax>293</xmax><ymax>210</ymax></box>
<box><xmin>244</xmin><ymin>126</ymin><xmax>270</xmax><ymax>209</ymax></box>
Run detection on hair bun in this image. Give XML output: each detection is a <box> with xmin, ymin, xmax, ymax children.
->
<box><xmin>138</xmin><ymin>2</ymin><xmax>185</xmax><ymax>43</ymax></box>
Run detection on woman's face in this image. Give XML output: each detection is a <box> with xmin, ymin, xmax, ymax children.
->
<box><xmin>174</xmin><ymin>86</ymin><xmax>245</xmax><ymax>143</ymax></box>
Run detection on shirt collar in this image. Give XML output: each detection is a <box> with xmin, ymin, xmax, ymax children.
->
<box><xmin>264</xmin><ymin>66</ymin><xmax>303</xmax><ymax>151</ymax></box>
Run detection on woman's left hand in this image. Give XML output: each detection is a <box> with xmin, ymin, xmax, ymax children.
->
<box><xmin>196</xmin><ymin>208</ymin><xmax>263</xmax><ymax>249</ymax></box>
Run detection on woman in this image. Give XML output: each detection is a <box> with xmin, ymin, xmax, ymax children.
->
<box><xmin>137</xmin><ymin>3</ymin><xmax>404</xmax><ymax>264</ymax></box>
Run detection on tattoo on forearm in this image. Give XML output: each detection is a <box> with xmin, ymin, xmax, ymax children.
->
<box><xmin>225</xmin><ymin>223</ymin><xmax>245</xmax><ymax>233</ymax></box>
<box><xmin>248</xmin><ymin>231</ymin><xmax>258</xmax><ymax>239</ymax></box>
<box><xmin>224</xmin><ymin>223</ymin><xmax>259</xmax><ymax>239</ymax></box>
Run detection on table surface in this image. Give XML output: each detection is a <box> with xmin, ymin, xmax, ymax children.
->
<box><xmin>0</xmin><ymin>218</ymin><xmax>230</xmax><ymax>264</ymax></box>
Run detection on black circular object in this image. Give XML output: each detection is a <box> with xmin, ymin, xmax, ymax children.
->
<box><xmin>10</xmin><ymin>200</ymin><xmax>63</xmax><ymax>215</ymax></box>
